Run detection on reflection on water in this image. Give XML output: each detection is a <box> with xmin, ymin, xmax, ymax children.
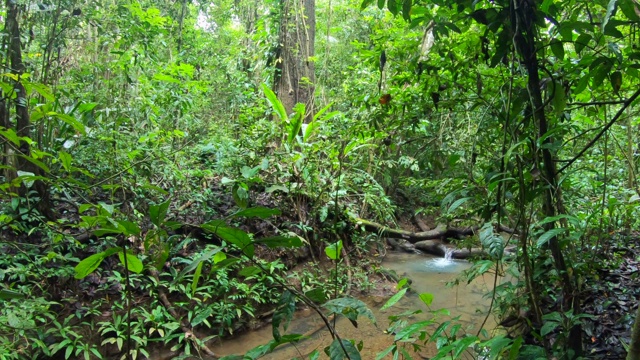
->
<box><xmin>210</xmin><ymin>252</ymin><xmax>499</xmax><ymax>359</ymax></box>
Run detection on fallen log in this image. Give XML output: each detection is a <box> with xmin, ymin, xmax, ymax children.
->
<box><xmin>352</xmin><ymin>217</ymin><xmax>478</xmax><ymax>243</ymax></box>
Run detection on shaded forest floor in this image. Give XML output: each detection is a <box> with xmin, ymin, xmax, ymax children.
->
<box><xmin>582</xmin><ymin>236</ymin><xmax>640</xmax><ymax>359</ymax></box>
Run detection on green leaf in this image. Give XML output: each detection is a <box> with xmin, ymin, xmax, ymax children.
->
<box><xmin>287</xmin><ymin>103</ymin><xmax>305</xmax><ymax>145</ymax></box>
<box><xmin>610</xmin><ymin>70</ymin><xmax>622</xmax><ymax>94</ymax></box>
<box><xmin>172</xmin><ymin>247</ymin><xmax>222</xmax><ymax>284</ymax></box>
<box><xmin>381</xmin><ymin>288</ymin><xmax>407</xmax><ymax>311</ymax></box>
<box><xmin>536</xmin><ymin>228</ymin><xmax>567</xmax><ymax>247</ymax></box>
<box><xmin>0</xmin><ymin>289</ymin><xmax>25</xmax><ymax>301</ymax></box>
<box><xmin>447</xmin><ymin>197</ymin><xmax>472</xmax><ymax>214</ymax></box>
<box><xmin>377</xmin><ymin>0</ymin><xmax>385</xmax><ymax>9</ymax></box>
<box><xmin>191</xmin><ymin>262</ymin><xmax>203</xmax><ymax>296</ymax></box>
<box><xmin>603</xmin><ymin>0</ymin><xmax>617</xmax><ymax>31</ymax></box>
<box><xmin>232</xmin><ymin>183</ymin><xmax>249</xmax><ymax>209</ymax></box>
<box><xmin>550</xmin><ymin>39</ymin><xmax>564</xmax><ymax>60</ymax></box>
<box><xmin>394</xmin><ymin>320</ymin><xmax>432</xmax><ymax>341</ymax></box>
<box><xmin>255</xmin><ymin>235</ymin><xmax>303</xmax><ymax>248</ymax></box>
<box><xmin>402</xmin><ymin>0</ymin><xmax>412</xmax><ymax>21</ymax></box>
<box><xmin>59</xmin><ymin>151</ymin><xmax>72</xmax><ymax>172</ymax></box>
<box><xmin>232</xmin><ymin>207</ymin><xmax>281</xmax><ymax>219</ymax></box>
<box><xmin>273</xmin><ymin>291</ymin><xmax>296</xmax><ymax>341</ymax></box>
<box><xmin>619</xmin><ymin>0</ymin><xmax>640</xmax><ymax>20</ymax></box>
<box><xmin>324</xmin><ymin>297</ymin><xmax>376</xmax><ymax>325</ymax></box>
<box><xmin>388</xmin><ymin>0</ymin><xmax>398</xmax><ymax>15</ymax></box>
<box><xmin>574</xmin><ymin>34</ymin><xmax>591</xmax><ymax>54</ymax></box>
<box><xmin>75</xmin><ymin>252</ymin><xmax>107</xmax><ymax>279</ymax></box>
<box><xmin>453</xmin><ymin>336</ymin><xmax>479</xmax><ymax>358</ymax></box>
<box><xmin>262</xmin><ymin>83</ymin><xmax>287</xmax><ymax>122</ymax></box>
<box><xmin>118</xmin><ymin>251</ymin><xmax>143</xmax><ymax>273</ymax></box>
<box><xmin>305</xmin><ymin>287</ymin><xmax>327</xmax><ymax>303</ymax></box>
<box><xmin>328</xmin><ymin>339</ymin><xmax>361</xmax><ymax>360</ymax></box>
<box><xmin>419</xmin><ymin>292</ymin><xmax>434</xmax><ymax>306</ymax></box>
<box><xmin>215</xmin><ymin>226</ymin><xmax>254</xmax><ymax>258</ymax></box>
<box><xmin>239</xmin><ymin>266</ymin><xmax>263</xmax><ymax>277</ymax></box>
<box><xmin>540</xmin><ymin>320</ymin><xmax>560</xmax><ymax>336</ymax></box>
<box><xmin>149</xmin><ymin>200</ymin><xmax>170</xmax><ymax>227</ymax></box>
<box><xmin>325</xmin><ymin>240</ymin><xmax>343</xmax><ymax>260</ymax></box>
<box><xmin>361</xmin><ymin>0</ymin><xmax>375</xmax><ymax>10</ymax></box>
<box><xmin>191</xmin><ymin>307</ymin><xmax>213</xmax><ymax>327</ymax></box>
<box><xmin>266</xmin><ymin>185</ymin><xmax>289</xmax><ymax>193</ymax></box>
<box><xmin>552</xmin><ymin>80</ymin><xmax>566</xmax><ymax>115</ymax></box>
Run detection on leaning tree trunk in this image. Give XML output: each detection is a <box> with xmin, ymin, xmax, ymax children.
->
<box><xmin>4</xmin><ymin>0</ymin><xmax>53</xmax><ymax>218</ymax></box>
<box><xmin>511</xmin><ymin>0</ymin><xmax>582</xmax><ymax>354</ymax></box>
<box><xmin>274</xmin><ymin>0</ymin><xmax>315</xmax><ymax>122</ymax></box>
<box><xmin>628</xmin><ymin>303</ymin><xmax>640</xmax><ymax>360</ymax></box>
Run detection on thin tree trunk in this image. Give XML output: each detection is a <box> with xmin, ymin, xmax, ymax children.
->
<box><xmin>5</xmin><ymin>0</ymin><xmax>53</xmax><ymax>219</ymax></box>
<box><xmin>511</xmin><ymin>0</ymin><xmax>582</xmax><ymax>354</ymax></box>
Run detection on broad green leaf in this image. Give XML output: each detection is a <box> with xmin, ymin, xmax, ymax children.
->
<box><xmin>262</xmin><ymin>83</ymin><xmax>287</xmax><ymax>122</ymax></box>
<box><xmin>266</xmin><ymin>185</ymin><xmax>289</xmax><ymax>193</ymax></box>
<box><xmin>17</xmin><ymin>154</ymin><xmax>50</xmax><ymax>173</ymax></box>
<box><xmin>0</xmin><ymin>289</ymin><xmax>25</xmax><ymax>301</ymax></box>
<box><xmin>388</xmin><ymin>0</ymin><xmax>398</xmax><ymax>14</ymax></box>
<box><xmin>239</xmin><ymin>266</ymin><xmax>263</xmax><ymax>277</ymax></box>
<box><xmin>550</xmin><ymin>39</ymin><xmax>564</xmax><ymax>60</ymax></box>
<box><xmin>149</xmin><ymin>200</ymin><xmax>170</xmax><ymax>227</ymax></box>
<box><xmin>575</xmin><ymin>34</ymin><xmax>591</xmax><ymax>54</ymax></box>
<box><xmin>536</xmin><ymin>228</ymin><xmax>567</xmax><ymax>247</ymax></box>
<box><xmin>59</xmin><ymin>151</ymin><xmax>72</xmax><ymax>172</ymax></box>
<box><xmin>324</xmin><ymin>297</ymin><xmax>376</xmax><ymax>325</ymax></box>
<box><xmin>419</xmin><ymin>292</ymin><xmax>434</xmax><ymax>306</ymax></box>
<box><xmin>361</xmin><ymin>0</ymin><xmax>375</xmax><ymax>10</ymax></box>
<box><xmin>377</xmin><ymin>0</ymin><xmax>385</xmax><ymax>9</ymax></box>
<box><xmin>402</xmin><ymin>0</ymin><xmax>412</xmax><ymax>21</ymax></box>
<box><xmin>255</xmin><ymin>235</ymin><xmax>303</xmax><ymax>248</ymax></box>
<box><xmin>191</xmin><ymin>306</ymin><xmax>212</xmax><ymax>327</ymax></box>
<box><xmin>619</xmin><ymin>0</ymin><xmax>640</xmax><ymax>20</ymax></box>
<box><xmin>215</xmin><ymin>226</ymin><xmax>254</xmax><ymax>258</ymax></box>
<box><xmin>118</xmin><ymin>251</ymin><xmax>143</xmax><ymax>273</ymax></box>
<box><xmin>381</xmin><ymin>288</ymin><xmax>407</xmax><ymax>311</ymax></box>
<box><xmin>540</xmin><ymin>320</ymin><xmax>560</xmax><ymax>336</ymax></box>
<box><xmin>325</xmin><ymin>240</ymin><xmax>343</xmax><ymax>260</ymax></box>
<box><xmin>232</xmin><ymin>207</ymin><xmax>281</xmax><ymax>219</ymax></box>
<box><xmin>304</xmin><ymin>287</ymin><xmax>327</xmax><ymax>303</ymax></box>
<box><xmin>75</xmin><ymin>252</ymin><xmax>107</xmax><ymax>279</ymax></box>
<box><xmin>232</xmin><ymin>183</ymin><xmax>249</xmax><ymax>209</ymax></box>
<box><xmin>447</xmin><ymin>197</ymin><xmax>472</xmax><ymax>214</ymax></box>
<box><xmin>328</xmin><ymin>339</ymin><xmax>361</xmax><ymax>360</ymax></box>
<box><xmin>116</xmin><ymin>220</ymin><xmax>141</xmax><ymax>235</ymax></box>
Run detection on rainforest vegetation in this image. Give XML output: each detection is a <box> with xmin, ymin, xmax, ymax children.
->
<box><xmin>1</xmin><ymin>0</ymin><xmax>640</xmax><ymax>359</ymax></box>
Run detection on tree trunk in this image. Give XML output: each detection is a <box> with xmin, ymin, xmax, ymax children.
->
<box><xmin>628</xmin><ymin>303</ymin><xmax>640</xmax><ymax>360</ymax></box>
<box><xmin>511</xmin><ymin>0</ymin><xmax>582</xmax><ymax>354</ymax></box>
<box><xmin>4</xmin><ymin>0</ymin><xmax>53</xmax><ymax>219</ymax></box>
<box><xmin>274</xmin><ymin>0</ymin><xmax>316</xmax><ymax>122</ymax></box>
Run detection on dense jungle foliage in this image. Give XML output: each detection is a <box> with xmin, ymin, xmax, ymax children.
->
<box><xmin>1</xmin><ymin>0</ymin><xmax>640</xmax><ymax>359</ymax></box>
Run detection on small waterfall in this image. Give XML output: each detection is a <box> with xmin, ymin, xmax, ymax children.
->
<box><xmin>443</xmin><ymin>247</ymin><xmax>454</xmax><ymax>261</ymax></box>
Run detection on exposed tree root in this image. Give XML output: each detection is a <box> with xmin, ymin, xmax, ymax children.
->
<box><xmin>352</xmin><ymin>217</ymin><xmax>477</xmax><ymax>243</ymax></box>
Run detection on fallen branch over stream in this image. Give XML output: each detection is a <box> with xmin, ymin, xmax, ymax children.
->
<box><xmin>352</xmin><ymin>217</ymin><xmax>478</xmax><ymax>243</ymax></box>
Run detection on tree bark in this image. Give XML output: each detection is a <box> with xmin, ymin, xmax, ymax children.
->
<box><xmin>4</xmin><ymin>0</ymin><xmax>53</xmax><ymax>218</ymax></box>
<box><xmin>511</xmin><ymin>0</ymin><xmax>581</xmax><ymax>353</ymax></box>
<box><xmin>274</xmin><ymin>0</ymin><xmax>316</xmax><ymax>122</ymax></box>
<box><xmin>628</xmin><ymin>303</ymin><xmax>640</xmax><ymax>360</ymax></box>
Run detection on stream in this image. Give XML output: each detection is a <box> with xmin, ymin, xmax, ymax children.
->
<box><xmin>210</xmin><ymin>252</ymin><xmax>500</xmax><ymax>359</ymax></box>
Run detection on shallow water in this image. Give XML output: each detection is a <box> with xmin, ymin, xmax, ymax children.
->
<box><xmin>210</xmin><ymin>252</ymin><xmax>499</xmax><ymax>359</ymax></box>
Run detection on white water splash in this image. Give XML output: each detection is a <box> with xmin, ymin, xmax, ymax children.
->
<box><xmin>444</xmin><ymin>247</ymin><xmax>454</xmax><ymax>261</ymax></box>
